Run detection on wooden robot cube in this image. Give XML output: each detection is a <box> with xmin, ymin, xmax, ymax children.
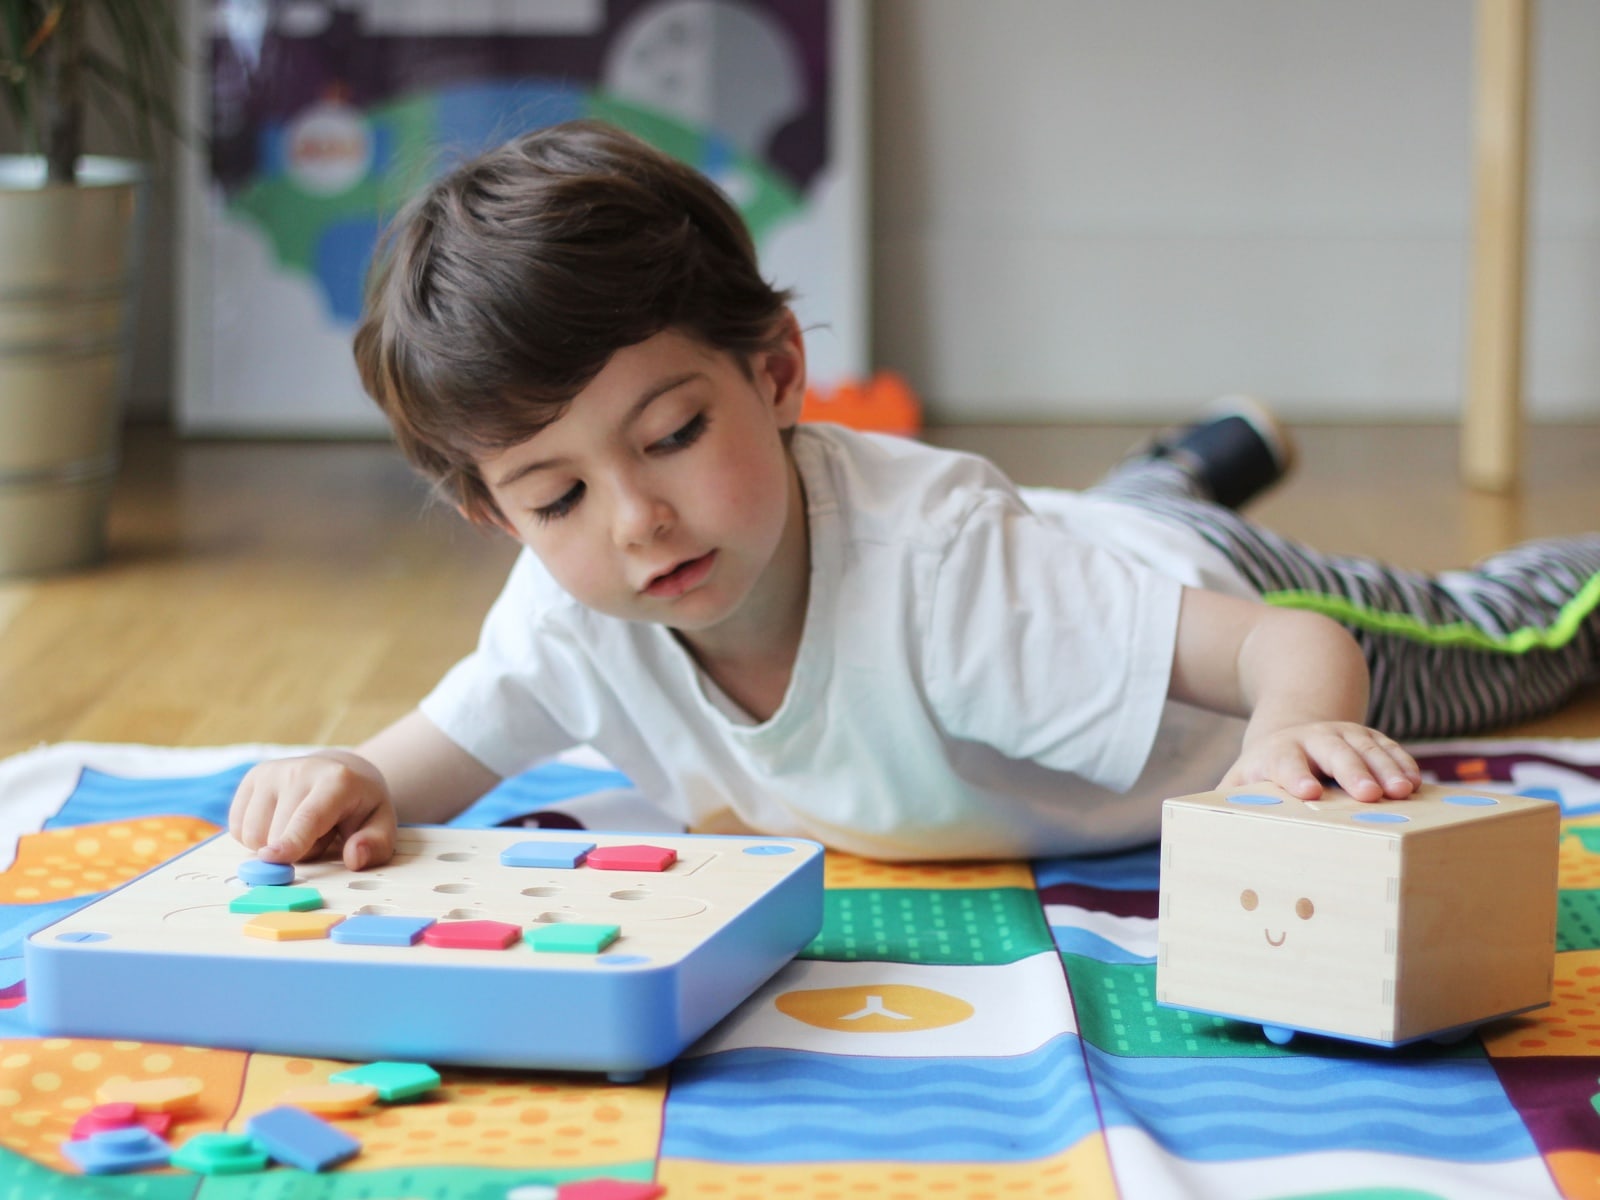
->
<box><xmin>1156</xmin><ymin>782</ymin><xmax>1560</xmax><ymax>1046</ymax></box>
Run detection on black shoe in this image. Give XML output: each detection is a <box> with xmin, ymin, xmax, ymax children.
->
<box><xmin>1147</xmin><ymin>396</ymin><xmax>1296</xmax><ymax>509</ymax></box>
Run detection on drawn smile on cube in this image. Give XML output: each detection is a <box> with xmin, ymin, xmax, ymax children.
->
<box><xmin>1239</xmin><ymin>888</ymin><xmax>1314</xmax><ymax>948</ymax></box>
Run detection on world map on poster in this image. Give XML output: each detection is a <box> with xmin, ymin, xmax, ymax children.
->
<box><xmin>187</xmin><ymin>0</ymin><xmax>861</xmax><ymax>433</ymax></box>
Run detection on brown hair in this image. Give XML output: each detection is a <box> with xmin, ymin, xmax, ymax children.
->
<box><xmin>353</xmin><ymin>119</ymin><xmax>794</xmax><ymax>525</ymax></box>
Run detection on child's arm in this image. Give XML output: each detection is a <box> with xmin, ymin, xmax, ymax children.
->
<box><xmin>1168</xmin><ymin>586</ymin><xmax>1421</xmax><ymax>802</ymax></box>
<box><xmin>228</xmin><ymin>709</ymin><xmax>500</xmax><ymax>869</ymax></box>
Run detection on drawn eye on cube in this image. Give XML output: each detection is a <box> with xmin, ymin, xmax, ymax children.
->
<box><xmin>1156</xmin><ymin>783</ymin><xmax>1560</xmax><ymax>1047</ymax></box>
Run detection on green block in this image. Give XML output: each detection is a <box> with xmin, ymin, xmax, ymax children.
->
<box><xmin>800</xmin><ymin>887</ymin><xmax>1054</xmax><ymax>965</ymax></box>
<box><xmin>170</xmin><ymin>1132</ymin><xmax>268</xmax><ymax>1175</ymax></box>
<box><xmin>1559</xmin><ymin>888</ymin><xmax>1600</xmax><ymax>951</ymax></box>
<box><xmin>525</xmin><ymin>923</ymin><xmax>621</xmax><ymax>954</ymax></box>
<box><xmin>229</xmin><ymin>886</ymin><xmax>324</xmax><ymax>914</ymax></box>
<box><xmin>329</xmin><ymin>1061</ymin><xmax>441</xmax><ymax>1101</ymax></box>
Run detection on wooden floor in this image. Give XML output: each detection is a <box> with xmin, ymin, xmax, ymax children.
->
<box><xmin>1</xmin><ymin>421</ymin><xmax>1597</xmax><ymax>762</ymax></box>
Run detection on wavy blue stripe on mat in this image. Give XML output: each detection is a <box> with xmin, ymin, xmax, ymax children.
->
<box><xmin>1033</xmin><ymin>845</ymin><xmax>1160</xmax><ymax>891</ymax></box>
<box><xmin>1049</xmin><ymin>926</ymin><xmax>1154</xmax><ymax>965</ymax></box>
<box><xmin>39</xmin><ymin>761</ymin><xmax>633</xmax><ymax>832</ymax></box>
<box><xmin>661</xmin><ymin>1035</ymin><xmax>1099</xmax><ymax>1162</ymax></box>
<box><xmin>44</xmin><ymin>764</ymin><xmax>251</xmax><ymax>829</ymax></box>
<box><xmin>1086</xmin><ymin>1046</ymin><xmax>1536</xmax><ymax>1162</ymax></box>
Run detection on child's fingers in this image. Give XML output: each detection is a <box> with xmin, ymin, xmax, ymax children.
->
<box><xmin>1307</xmin><ymin>735</ymin><xmax>1386</xmax><ymax>802</ymax></box>
<box><xmin>234</xmin><ymin>776</ymin><xmax>281</xmax><ymax>851</ymax></box>
<box><xmin>227</xmin><ymin>773</ymin><xmax>256</xmax><ymax>846</ymax></box>
<box><xmin>262</xmin><ymin>773</ymin><xmax>354</xmax><ymax>863</ymax></box>
<box><xmin>339</xmin><ymin>805</ymin><xmax>398</xmax><ymax>872</ymax></box>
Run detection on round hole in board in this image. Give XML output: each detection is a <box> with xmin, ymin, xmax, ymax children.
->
<box><xmin>433</xmin><ymin>883</ymin><xmax>474</xmax><ymax>894</ymax></box>
<box><xmin>533</xmin><ymin>912</ymin><xmax>584</xmax><ymax>924</ymax></box>
<box><xmin>520</xmin><ymin>887</ymin><xmax>563</xmax><ymax>898</ymax></box>
<box><xmin>354</xmin><ymin>905</ymin><xmax>396</xmax><ymax>917</ymax></box>
<box><xmin>437</xmin><ymin>852</ymin><xmax>475</xmax><ymax>863</ymax></box>
<box><xmin>610</xmin><ymin>890</ymin><xmax>650</xmax><ymax>901</ymax></box>
<box><xmin>347</xmin><ymin>880</ymin><xmax>383</xmax><ymax>891</ymax></box>
<box><xmin>443</xmin><ymin>908</ymin><xmax>487</xmax><ymax>920</ymax></box>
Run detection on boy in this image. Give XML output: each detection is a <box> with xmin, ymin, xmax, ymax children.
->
<box><xmin>230</xmin><ymin>120</ymin><xmax>1600</xmax><ymax>869</ymax></box>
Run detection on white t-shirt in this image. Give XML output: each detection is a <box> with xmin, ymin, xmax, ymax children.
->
<box><xmin>421</xmin><ymin>424</ymin><xmax>1256</xmax><ymax>860</ymax></box>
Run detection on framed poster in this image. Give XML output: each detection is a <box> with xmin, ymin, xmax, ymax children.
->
<box><xmin>178</xmin><ymin>0</ymin><xmax>868</xmax><ymax>435</ymax></box>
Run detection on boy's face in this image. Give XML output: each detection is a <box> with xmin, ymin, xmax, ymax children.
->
<box><xmin>475</xmin><ymin>324</ymin><xmax>807</xmax><ymax>641</ymax></box>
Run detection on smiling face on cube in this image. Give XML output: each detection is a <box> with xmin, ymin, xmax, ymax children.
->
<box><xmin>1159</xmin><ymin>811</ymin><xmax>1397</xmax><ymax>1033</ymax></box>
<box><xmin>1238</xmin><ymin>886</ymin><xmax>1316</xmax><ymax>948</ymax></box>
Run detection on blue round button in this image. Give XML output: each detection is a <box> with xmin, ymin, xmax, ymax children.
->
<box><xmin>743</xmin><ymin>844</ymin><xmax>795</xmax><ymax>855</ymax></box>
<box><xmin>1443</xmin><ymin>794</ymin><xmax>1500</xmax><ymax>807</ymax></box>
<box><xmin>1353</xmin><ymin>811</ymin><xmax>1411</xmax><ymax>824</ymax></box>
<box><xmin>1227</xmin><ymin>793</ymin><xmax>1283</xmax><ymax>806</ymax></box>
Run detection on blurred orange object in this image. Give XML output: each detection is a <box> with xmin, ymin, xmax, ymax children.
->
<box><xmin>800</xmin><ymin>371</ymin><xmax>921</xmax><ymax>436</ymax></box>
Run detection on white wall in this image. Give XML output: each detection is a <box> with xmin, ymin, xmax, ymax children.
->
<box><xmin>872</xmin><ymin>0</ymin><xmax>1600</xmax><ymax>422</ymax></box>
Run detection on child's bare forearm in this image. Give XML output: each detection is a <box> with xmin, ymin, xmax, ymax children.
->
<box><xmin>355</xmin><ymin>710</ymin><xmax>501</xmax><ymax>826</ymax></box>
<box><xmin>1234</xmin><ymin>608</ymin><xmax>1371</xmax><ymax>742</ymax></box>
<box><xmin>1171</xmin><ymin>589</ymin><xmax>1418</xmax><ymax>801</ymax></box>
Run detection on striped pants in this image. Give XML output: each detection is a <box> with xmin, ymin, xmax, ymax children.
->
<box><xmin>1091</xmin><ymin>457</ymin><xmax>1600</xmax><ymax>738</ymax></box>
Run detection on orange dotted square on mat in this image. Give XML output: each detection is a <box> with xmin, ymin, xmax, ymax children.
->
<box><xmin>231</xmin><ymin>1053</ymin><xmax>668</xmax><ymax>1170</ymax></box>
<box><xmin>0</xmin><ymin>817</ymin><xmax>220</xmax><ymax>904</ymax></box>
<box><xmin>0</xmin><ymin>1038</ymin><xmax>246</xmax><ymax>1171</ymax></box>
<box><xmin>1561</xmin><ymin>821</ymin><xmax>1600</xmax><ymax>891</ymax></box>
<box><xmin>1481</xmin><ymin>948</ymin><xmax>1600</xmax><ymax>1057</ymax></box>
<box><xmin>822</xmin><ymin>853</ymin><xmax>1035</xmax><ymax>891</ymax></box>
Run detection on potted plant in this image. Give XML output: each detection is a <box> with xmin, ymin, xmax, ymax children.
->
<box><xmin>0</xmin><ymin>1</ymin><xmax>181</xmax><ymax>575</ymax></box>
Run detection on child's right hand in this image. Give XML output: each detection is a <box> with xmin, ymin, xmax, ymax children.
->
<box><xmin>228</xmin><ymin>750</ymin><xmax>398</xmax><ymax>871</ymax></box>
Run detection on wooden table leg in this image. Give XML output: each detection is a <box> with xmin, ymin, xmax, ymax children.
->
<box><xmin>1462</xmin><ymin>0</ymin><xmax>1533</xmax><ymax>494</ymax></box>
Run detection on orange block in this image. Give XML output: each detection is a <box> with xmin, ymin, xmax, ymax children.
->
<box><xmin>242</xmin><ymin>911</ymin><xmax>345</xmax><ymax>941</ymax></box>
<box><xmin>96</xmin><ymin>1074</ymin><xmax>205</xmax><ymax>1113</ymax></box>
<box><xmin>276</xmin><ymin>1082</ymin><xmax>379</xmax><ymax>1115</ymax></box>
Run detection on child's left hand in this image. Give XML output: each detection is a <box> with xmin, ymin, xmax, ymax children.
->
<box><xmin>1220</xmin><ymin>721</ymin><xmax>1422</xmax><ymax>803</ymax></box>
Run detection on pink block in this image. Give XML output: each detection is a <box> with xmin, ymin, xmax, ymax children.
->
<box><xmin>69</xmin><ymin>1103</ymin><xmax>173</xmax><ymax>1140</ymax></box>
<box><xmin>584</xmin><ymin>845</ymin><xmax>677</xmax><ymax>873</ymax></box>
<box><xmin>421</xmin><ymin>919</ymin><xmax>522</xmax><ymax>950</ymax></box>
<box><xmin>558</xmin><ymin>1179</ymin><xmax>665</xmax><ymax>1200</ymax></box>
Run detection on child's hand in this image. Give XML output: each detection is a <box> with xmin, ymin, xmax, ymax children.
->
<box><xmin>1220</xmin><ymin>721</ymin><xmax>1422</xmax><ymax>803</ymax></box>
<box><xmin>228</xmin><ymin>750</ymin><xmax>398</xmax><ymax>870</ymax></box>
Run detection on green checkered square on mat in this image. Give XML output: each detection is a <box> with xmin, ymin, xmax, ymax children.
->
<box><xmin>800</xmin><ymin>887</ymin><xmax>1054</xmax><ymax>964</ymax></box>
<box><xmin>1558</xmin><ymin>889</ymin><xmax>1600</xmax><ymax>951</ymax></box>
<box><xmin>1061</xmin><ymin>954</ymin><xmax>1486</xmax><ymax>1060</ymax></box>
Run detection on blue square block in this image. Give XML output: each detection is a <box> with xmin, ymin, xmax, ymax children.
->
<box><xmin>499</xmin><ymin>840</ymin><xmax>595</xmax><ymax>869</ymax></box>
<box><xmin>246</xmin><ymin>1105</ymin><xmax>361</xmax><ymax>1172</ymax></box>
<box><xmin>62</xmin><ymin>1127</ymin><xmax>172</xmax><ymax>1174</ymax></box>
<box><xmin>329</xmin><ymin>914</ymin><xmax>435</xmax><ymax>947</ymax></box>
